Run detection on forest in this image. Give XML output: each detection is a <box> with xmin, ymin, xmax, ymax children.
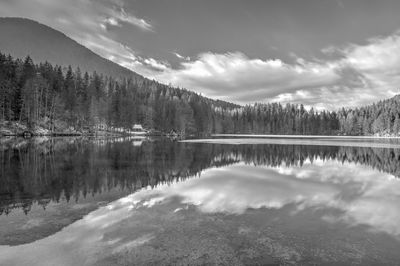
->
<box><xmin>1</xmin><ymin>52</ymin><xmax>400</xmax><ymax>136</ymax></box>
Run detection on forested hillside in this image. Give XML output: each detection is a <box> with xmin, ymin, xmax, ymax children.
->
<box><xmin>337</xmin><ymin>96</ymin><xmax>400</xmax><ymax>136</ymax></box>
<box><xmin>0</xmin><ymin>51</ymin><xmax>399</xmax><ymax>136</ymax></box>
<box><xmin>0</xmin><ymin>52</ymin><xmax>240</xmax><ymax>135</ymax></box>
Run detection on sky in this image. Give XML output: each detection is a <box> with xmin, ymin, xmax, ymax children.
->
<box><xmin>1</xmin><ymin>0</ymin><xmax>400</xmax><ymax>110</ymax></box>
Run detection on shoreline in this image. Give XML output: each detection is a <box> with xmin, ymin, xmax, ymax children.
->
<box><xmin>182</xmin><ymin>137</ymin><xmax>400</xmax><ymax>149</ymax></box>
<box><xmin>212</xmin><ymin>134</ymin><xmax>400</xmax><ymax>139</ymax></box>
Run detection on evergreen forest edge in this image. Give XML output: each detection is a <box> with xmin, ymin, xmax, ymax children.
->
<box><xmin>1</xmin><ymin>52</ymin><xmax>400</xmax><ymax>136</ymax></box>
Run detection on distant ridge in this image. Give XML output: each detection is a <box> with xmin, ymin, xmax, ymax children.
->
<box><xmin>0</xmin><ymin>17</ymin><xmax>141</xmax><ymax>79</ymax></box>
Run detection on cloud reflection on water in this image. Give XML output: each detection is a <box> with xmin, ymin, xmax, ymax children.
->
<box><xmin>1</xmin><ymin>159</ymin><xmax>400</xmax><ymax>265</ymax></box>
<box><xmin>139</xmin><ymin>160</ymin><xmax>400</xmax><ymax>237</ymax></box>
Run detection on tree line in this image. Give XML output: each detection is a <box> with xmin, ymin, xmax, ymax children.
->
<box><xmin>337</xmin><ymin>96</ymin><xmax>400</xmax><ymax>136</ymax></box>
<box><xmin>0</xmin><ymin>52</ymin><xmax>238</xmax><ymax>135</ymax></box>
<box><xmin>1</xmin><ymin>52</ymin><xmax>399</xmax><ymax>135</ymax></box>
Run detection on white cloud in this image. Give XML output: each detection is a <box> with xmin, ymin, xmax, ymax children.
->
<box><xmin>150</xmin><ymin>52</ymin><xmax>340</xmax><ymax>104</ymax></box>
<box><xmin>144</xmin><ymin>58</ymin><xmax>169</xmax><ymax>71</ymax></box>
<box><xmin>146</xmin><ymin>32</ymin><xmax>400</xmax><ymax>109</ymax></box>
<box><xmin>141</xmin><ymin>32</ymin><xmax>400</xmax><ymax>109</ymax></box>
<box><xmin>110</xmin><ymin>7</ymin><xmax>153</xmax><ymax>32</ymax></box>
<box><xmin>173</xmin><ymin>52</ymin><xmax>190</xmax><ymax>61</ymax></box>
<box><xmin>343</xmin><ymin>34</ymin><xmax>400</xmax><ymax>89</ymax></box>
<box><xmin>270</xmin><ymin>33</ymin><xmax>400</xmax><ymax>109</ymax></box>
<box><xmin>103</xmin><ymin>17</ymin><xmax>120</xmax><ymax>27</ymax></box>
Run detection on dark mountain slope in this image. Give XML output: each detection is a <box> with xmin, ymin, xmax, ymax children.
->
<box><xmin>0</xmin><ymin>17</ymin><xmax>139</xmax><ymax>79</ymax></box>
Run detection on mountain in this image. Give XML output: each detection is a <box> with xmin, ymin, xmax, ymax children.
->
<box><xmin>0</xmin><ymin>17</ymin><xmax>140</xmax><ymax>79</ymax></box>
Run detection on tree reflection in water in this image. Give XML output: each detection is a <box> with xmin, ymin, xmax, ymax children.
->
<box><xmin>1</xmin><ymin>137</ymin><xmax>400</xmax><ymax>215</ymax></box>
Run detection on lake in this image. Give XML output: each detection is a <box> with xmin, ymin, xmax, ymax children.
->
<box><xmin>1</xmin><ymin>136</ymin><xmax>400</xmax><ymax>265</ymax></box>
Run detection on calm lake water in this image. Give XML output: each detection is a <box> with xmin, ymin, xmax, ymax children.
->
<box><xmin>1</xmin><ymin>137</ymin><xmax>400</xmax><ymax>265</ymax></box>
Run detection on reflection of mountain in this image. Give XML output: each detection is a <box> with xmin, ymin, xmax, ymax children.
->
<box><xmin>1</xmin><ymin>138</ymin><xmax>400</xmax><ymax>215</ymax></box>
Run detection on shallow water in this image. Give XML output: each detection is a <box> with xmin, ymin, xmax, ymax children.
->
<box><xmin>1</xmin><ymin>137</ymin><xmax>400</xmax><ymax>265</ymax></box>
